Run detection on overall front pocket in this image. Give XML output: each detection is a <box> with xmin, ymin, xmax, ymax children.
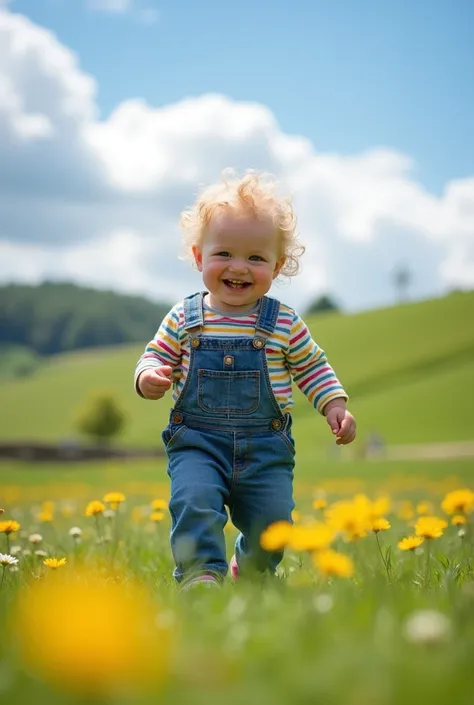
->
<box><xmin>197</xmin><ymin>369</ymin><xmax>260</xmax><ymax>414</ymax></box>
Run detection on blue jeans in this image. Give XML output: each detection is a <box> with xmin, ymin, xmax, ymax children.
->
<box><xmin>165</xmin><ymin>423</ymin><xmax>295</xmax><ymax>582</ymax></box>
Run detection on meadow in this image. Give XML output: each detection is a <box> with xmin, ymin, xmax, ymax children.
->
<box><xmin>0</xmin><ymin>291</ymin><xmax>473</xmax><ymax>705</ymax></box>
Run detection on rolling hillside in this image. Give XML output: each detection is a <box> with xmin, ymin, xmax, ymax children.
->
<box><xmin>0</xmin><ymin>291</ymin><xmax>472</xmax><ymax>449</ymax></box>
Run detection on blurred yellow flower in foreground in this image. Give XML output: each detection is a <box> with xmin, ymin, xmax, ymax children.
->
<box><xmin>441</xmin><ymin>489</ymin><xmax>474</xmax><ymax>515</ymax></box>
<box><xmin>43</xmin><ymin>557</ymin><xmax>67</xmax><ymax>569</ymax></box>
<box><xmin>452</xmin><ymin>515</ymin><xmax>467</xmax><ymax>526</ymax></box>
<box><xmin>103</xmin><ymin>492</ymin><xmax>126</xmax><ymax>510</ymax></box>
<box><xmin>38</xmin><ymin>510</ymin><xmax>54</xmax><ymax>523</ymax></box>
<box><xmin>85</xmin><ymin>501</ymin><xmax>105</xmax><ymax>517</ymax></box>
<box><xmin>13</xmin><ymin>572</ymin><xmax>171</xmax><ymax>696</ymax></box>
<box><xmin>398</xmin><ymin>536</ymin><xmax>424</xmax><ymax>551</ymax></box>
<box><xmin>313</xmin><ymin>549</ymin><xmax>354</xmax><ymax>578</ymax></box>
<box><xmin>416</xmin><ymin>501</ymin><xmax>434</xmax><ymax>516</ymax></box>
<box><xmin>0</xmin><ymin>520</ymin><xmax>20</xmax><ymax>534</ymax></box>
<box><xmin>312</xmin><ymin>498</ymin><xmax>327</xmax><ymax>510</ymax></box>
<box><xmin>260</xmin><ymin>521</ymin><xmax>293</xmax><ymax>551</ymax></box>
<box><xmin>415</xmin><ymin>516</ymin><xmax>448</xmax><ymax>539</ymax></box>
<box><xmin>151</xmin><ymin>498</ymin><xmax>168</xmax><ymax>510</ymax></box>
<box><xmin>150</xmin><ymin>511</ymin><xmax>165</xmax><ymax>522</ymax></box>
<box><xmin>287</xmin><ymin>523</ymin><xmax>335</xmax><ymax>552</ymax></box>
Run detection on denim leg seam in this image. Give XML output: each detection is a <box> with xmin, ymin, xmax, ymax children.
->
<box><xmin>229</xmin><ymin>431</ymin><xmax>239</xmax><ymax>499</ymax></box>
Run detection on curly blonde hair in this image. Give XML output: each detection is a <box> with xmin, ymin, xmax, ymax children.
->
<box><xmin>180</xmin><ymin>170</ymin><xmax>305</xmax><ymax>278</ymax></box>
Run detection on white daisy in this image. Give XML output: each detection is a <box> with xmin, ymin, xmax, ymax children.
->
<box><xmin>0</xmin><ymin>553</ymin><xmax>19</xmax><ymax>566</ymax></box>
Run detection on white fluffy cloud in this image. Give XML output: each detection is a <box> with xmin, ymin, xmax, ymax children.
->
<box><xmin>0</xmin><ymin>4</ymin><xmax>473</xmax><ymax>312</ymax></box>
<box><xmin>85</xmin><ymin>0</ymin><xmax>158</xmax><ymax>23</ymax></box>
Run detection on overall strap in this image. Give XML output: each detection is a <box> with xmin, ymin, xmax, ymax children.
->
<box><xmin>182</xmin><ymin>292</ymin><xmax>204</xmax><ymax>332</ymax></box>
<box><xmin>254</xmin><ymin>296</ymin><xmax>280</xmax><ymax>341</ymax></box>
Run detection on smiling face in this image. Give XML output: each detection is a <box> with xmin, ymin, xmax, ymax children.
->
<box><xmin>192</xmin><ymin>210</ymin><xmax>286</xmax><ymax>312</ymax></box>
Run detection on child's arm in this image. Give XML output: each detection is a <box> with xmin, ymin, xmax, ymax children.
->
<box><xmin>134</xmin><ymin>304</ymin><xmax>182</xmax><ymax>400</ymax></box>
<box><xmin>286</xmin><ymin>312</ymin><xmax>356</xmax><ymax>444</ymax></box>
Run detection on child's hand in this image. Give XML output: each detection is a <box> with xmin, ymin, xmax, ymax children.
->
<box><xmin>138</xmin><ymin>366</ymin><xmax>173</xmax><ymax>400</ymax></box>
<box><xmin>325</xmin><ymin>402</ymin><xmax>356</xmax><ymax>445</ymax></box>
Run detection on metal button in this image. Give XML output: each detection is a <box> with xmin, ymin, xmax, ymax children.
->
<box><xmin>171</xmin><ymin>412</ymin><xmax>183</xmax><ymax>424</ymax></box>
<box><xmin>271</xmin><ymin>419</ymin><xmax>282</xmax><ymax>430</ymax></box>
<box><xmin>253</xmin><ymin>337</ymin><xmax>265</xmax><ymax>349</ymax></box>
<box><xmin>191</xmin><ymin>336</ymin><xmax>200</xmax><ymax>348</ymax></box>
<box><xmin>224</xmin><ymin>355</ymin><xmax>233</xmax><ymax>366</ymax></box>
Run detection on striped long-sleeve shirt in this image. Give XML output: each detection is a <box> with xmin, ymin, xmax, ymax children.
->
<box><xmin>134</xmin><ymin>298</ymin><xmax>348</xmax><ymax>414</ymax></box>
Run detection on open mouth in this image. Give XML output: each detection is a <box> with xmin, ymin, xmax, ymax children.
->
<box><xmin>223</xmin><ymin>279</ymin><xmax>251</xmax><ymax>290</ymax></box>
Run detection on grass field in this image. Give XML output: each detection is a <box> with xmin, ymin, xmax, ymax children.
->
<box><xmin>0</xmin><ymin>290</ymin><xmax>473</xmax><ymax>448</ymax></box>
<box><xmin>1</xmin><ymin>292</ymin><xmax>473</xmax><ymax>705</ymax></box>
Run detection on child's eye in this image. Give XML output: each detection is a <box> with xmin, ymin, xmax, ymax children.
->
<box><xmin>249</xmin><ymin>255</ymin><xmax>265</xmax><ymax>261</ymax></box>
<box><xmin>215</xmin><ymin>251</ymin><xmax>231</xmax><ymax>257</ymax></box>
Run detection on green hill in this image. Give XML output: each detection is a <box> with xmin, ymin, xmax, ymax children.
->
<box><xmin>0</xmin><ymin>291</ymin><xmax>472</xmax><ymax>449</ymax></box>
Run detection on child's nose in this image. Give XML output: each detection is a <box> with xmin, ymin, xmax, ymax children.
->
<box><xmin>229</xmin><ymin>259</ymin><xmax>248</xmax><ymax>273</ymax></box>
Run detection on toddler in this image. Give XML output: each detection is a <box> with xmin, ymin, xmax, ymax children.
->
<box><xmin>135</xmin><ymin>171</ymin><xmax>356</xmax><ymax>589</ymax></box>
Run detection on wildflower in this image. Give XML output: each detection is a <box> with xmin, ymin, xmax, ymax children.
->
<box><xmin>398</xmin><ymin>536</ymin><xmax>424</xmax><ymax>551</ymax></box>
<box><xmin>313</xmin><ymin>594</ymin><xmax>334</xmax><ymax>613</ymax></box>
<box><xmin>287</xmin><ymin>522</ymin><xmax>335</xmax><ymax>552</ymax></box>
<box><xmin>43</xmin><ymin>558</ymin><xmax>67</xmax><ymax>569</ymax></box>
<box><xmin>0</xmin><ymin>554</ymin><xmax>19</xmax><ymax>567</ymax></box>
<box><xmin>13</xmin><ymin>572</ymin><xmax>171</xmax><ymax>695</ymax></box>
<box><xmin>0</xmin><ymin>509</ymin><xmax>4</xmax><ymax>514</ymax></box>
<box><xmin>69</xmin><ymin>527</ymin><xmax>82</xmax><ymax>539</ymax></box>
<box><xmin>35</xmin><ymin>550</ymin><xmax>48</xmax><ymax>558</ymax></box>
<box><xmin>458</xmin><ymin>529</ymin><xmax>466</xmax><ymax>539</ymax></box>
<box><xmin>151</xmin><ymin>498</ymin><xmax>168</xmax><ymax>511</ymax></box>
<box><xmin>312</xmin><ymin>498</ymin><xmax>327</xmax><ymax>510</ymax></box>
<box><xmin>324</xmin><ymin>500</ymin><xmax>369</xmax><ymax>540</ymax></box>
<box><xmin>150</xmin><ymin>511</ymin><xmax>165</xmax><ymax>522</ymax></box>
<box><xmin>371</xmin><ymin>518</ymin><xmax>391</xmax><ymax>533</ymax></box>
<box><xmin>416</xmin><ymin>501</ymin><xmax>434</xmax><ymax>515</ymax></box>
<box><xmin>292</xmin><ymin>510</ymin><xmax>301</xmax><ymax>523</ymax></box>
<box><xmin>402</xmin><ymin>609</ymin><xmax>451</xmax><ymax>645</ymax></box>
<box><xmin>85</xmin><ymin>501</ymin><xmax>105</xmax><ymax>517</ymax></box>
<box><xmin>38</xmin><ymin>511</ymin><xmax>53</xmax><ymax>523</ymax></box>
<box><xmin>0</xmin><ymin>520</ymin><xmax>20</xmax><ymax>534</ymax></box>
<box><xmin>313</xmin><ymin>549</ymin><xmax>354</xmax><ymax>578</ymax></box>
<box><xmin>415</xmin><ymin>516</ymin><xmax>448</xmax><ymax>539</ymax></box>
<box><xmin>10</xmin><ymin>545</ymin><xmax>22</xmax><ymax>555</ymax></box>
<box><xmin>452</xmin><ymin>515</ymin><xmax>467</xmax><ymax>526</ymax></box>
<box><xmin>103</xmin><ymin>492</ymin><xmax>126</xmax><ymax>510</ymax></box>
<box><xmin>441</xmin><ymin>488</ymin><xmax>474</xmax><ymax>515</ymax></box>
<box><xmin>28</xmin><ymin>533</ymin><xmax>43</xmax><ymax>545</ymax></box>
<box><xmin>260</xmin><ymin>521</ymin><xmax>293</xmax><ymax>551</ymax></box>
<box><xmin>103</xmin><ymin>509</ymin><xmax>115</xmax><ymax>520</ymax></box>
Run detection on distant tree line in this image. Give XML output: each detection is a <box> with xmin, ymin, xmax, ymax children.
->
<box><xmin>0</xmin><ymin>282</ymin><xmax>172</xmax><ymax>356</ymax></box>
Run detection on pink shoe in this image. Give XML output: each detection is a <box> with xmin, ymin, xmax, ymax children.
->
<box><xmin>229</xmin><ymin>555</ymin><xmax>239</xmax><ymax>580</ymax></box>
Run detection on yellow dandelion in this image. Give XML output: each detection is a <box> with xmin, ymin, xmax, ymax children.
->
<box><xmin>398</xmin><ymin>536</ymin><xmax>424</xmax><ymax>551</ymax></box>
<box><xmin>287</xmin><ymin>522</ymin><xmax>335</xmax><ymax>552</ymax></box>
<box><xmin>85</xmin><ymin>501</ymin><xmax>105</xmax><ymax>517</ymax></box>
<box><xmin>260</xmin><ymin>521</ymin><xmax>293</xmax><ymax>551</ymax></box>
<box><xmin>441</xmin><ymin>488</ymin><xmax>474</xmax><ymax>515</ymax></box>
<box><xmin>291</xmin><ymin>510</ymin><xmax>301</xmax><ymax>524</ymax></box>
<box><xmin>416</xmin><ymin>501</ymin><xmax>434</xmax><ymax>515</ymax></box>
<box><xmin>38</xmin><ymin>510</ymin><xmax>54</xmax><ymax>523</ymax></box>
<box><xmin>0</xmin><ymin>520</ymin><xmax>20</xmax><ymax>535</ymax></box>
<box><xmin>452</xmin><ymin>515</ymin><xmax>467</xmax><ymax>526</ymax></box>
<box><xmin>13</xmin><ymin>571</ymin><xmax>171</xmax><ymax>695</ymax></box>
<box><xmin>151</xmin><ymin>498</ymin><xmax>168</xmax><ymax>511</ymax></box>
<box><xmin>43</xmin><ymin>558</ymin><xmax>67</xmax><ymax>570</ymax></box>
<box><xmin>150</xmin><ymin>511</ymin><xmax>165</xmax><ymax>522</ymax></box>
<box><xmin>103</xmin><ymin>492</ymin><xmax>126</xmax><ymax>510</ymax></box>
<box><xmin>371</xmin><ymin>518</ymin><xmax>391</xmax><ymax>533</ymax></box>
<box><xmin>313</xmin><ymin>549</ymin><xmax>354</xmax><ymax>578</ymax></box>
<box><xmin>415</xmin><ymin>516</ymin><xmax>448</xmax><ymax>540</ymax></box>
<box><xmin>312</xmin><ymin>498</ymin><xmax>327</xmax><ymax>510</ymax></box>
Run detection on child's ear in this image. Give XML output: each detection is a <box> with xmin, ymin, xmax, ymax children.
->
<box><xmin>273</xmin><ymin>256</ymin><xmax>286</xmax><ymax>279</ymax></box>
<box><xmin>192</xmin><ymin>245</ymin><xmax>203</xmax><ymax>271</ymax></box>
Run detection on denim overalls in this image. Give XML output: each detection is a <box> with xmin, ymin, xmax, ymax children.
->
<box><xmin>162</xmin><ymin>291</ymin><xmax>295</xmax><ymax>583</ymax></box>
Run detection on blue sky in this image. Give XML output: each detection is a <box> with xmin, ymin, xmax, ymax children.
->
<box><xmin>13</xmin><ymin>0</ymin><xmax>474</xmax><ymax>194</ymax></box>
<box><xmin>1</xmin><ymin>0</ymin><xmax>473</xmax><ymax>311</ymax></box>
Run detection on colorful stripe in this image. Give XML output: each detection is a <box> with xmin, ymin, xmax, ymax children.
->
<box><xmin>134</xmin><ymin>300</ymin><xmax>348</xmax><ymax>413</ymax></box>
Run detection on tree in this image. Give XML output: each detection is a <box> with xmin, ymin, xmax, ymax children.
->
<box><xmin>75</xmin><ymin>391</ymin><xmax>126</xmax><ymax>444</ymax></box>
<box><xmin>304</xmin><ymin>295</ymin><xmax>340</xmax><ymax>316</ymax></box>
